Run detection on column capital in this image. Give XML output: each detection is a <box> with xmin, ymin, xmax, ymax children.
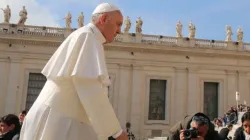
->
<box><xmin>238</xmin><ymin>71</ymin><xmax>248</xmax><ymax>76</ymax></box>
<box><xmin>118</xmin><ymin>63</ymin><xmax>132</xmax><ymax>69</ymax></box>
<box><xmin>187</xmin><ymin>67</ymin><xmax>198</xmax><ymax>73</ymax></box>
<box><xmin>226</xmin><ymin>70</ymin><xmax>237</xmax><ymax>75</ymax></box>
<box><xmin>9</xmin><ymin>57</ymin><xmax>22</xmax><ymax>63</ymax></box>
<box><xmin>174</xmin><ymin>67</ymin><xmax>187</xmax><ymax>72</ymax></box>
<box><xmin>132</xmin><ymin>64</ymin><xmax>143</xmax><ymax>70</ymax></box>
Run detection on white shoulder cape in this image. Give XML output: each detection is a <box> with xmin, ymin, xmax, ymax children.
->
<box><xmin>41</xmin><ymin>27</ymin><xmax>110</xmax><ymax>86</ymax></box>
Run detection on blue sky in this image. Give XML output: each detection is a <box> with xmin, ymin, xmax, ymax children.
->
<box><xmin>1</xmin><ymin>0</ymin><xmax>250</xmax><ymax>42</ymax></box>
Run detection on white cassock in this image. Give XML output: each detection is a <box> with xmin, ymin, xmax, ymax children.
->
<box><xmin>20</xmin><ymin>23</ymin><xmax>122</xmax><ymax>140</ymax></box>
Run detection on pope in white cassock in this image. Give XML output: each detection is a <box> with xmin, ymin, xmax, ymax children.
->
<box><xmin>19</xmin><ymin>3</ymin><xmax>128</xmax><ymax>140</ymax></box>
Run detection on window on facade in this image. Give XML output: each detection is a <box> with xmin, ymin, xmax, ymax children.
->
<box><xmin>148</xmin><ymin>79</ymin><xmax>167</xmax><ymax>120</ymax></box>
<box><xmin>204</xmin><ymin>82</ymin><xmax>219</xmax><ymax>120</ymax></box>
<box><xmin>25</xmin><ymin>73</ymin><xmax>47</xmax><ymax>110</ymax></box>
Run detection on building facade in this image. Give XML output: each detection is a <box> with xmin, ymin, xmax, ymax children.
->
<box><xmin>1</xmin><ymin>23</ymin><xmax>250</xmax><ymax>138</ymax></box>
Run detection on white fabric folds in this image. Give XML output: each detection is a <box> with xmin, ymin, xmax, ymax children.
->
<box><xmin>41</xmin><ymin>27</ymin><xmax>110</xmax><ymax>86</ymax></box>
<box><xmin>19</xmin><ymin>24</ymin><xmax>122</xmax><ymax>140</ymax></box>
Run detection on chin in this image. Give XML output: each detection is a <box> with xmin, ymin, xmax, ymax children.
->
<box><xmin>108</xmin><ymin>38</ymin><xmax>114</xmax><ymax>43</ymax></box>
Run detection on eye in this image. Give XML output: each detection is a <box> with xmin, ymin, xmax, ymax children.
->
<box><xmin>117</xmin><ymin>22</ymin><xmax>122</xmax><ymax>26</ymax></box>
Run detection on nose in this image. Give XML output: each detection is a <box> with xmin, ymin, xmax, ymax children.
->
<box><xmin>116</xmin><ymin>30</ymin><xmax>121</xmax><ymax>34</ymax></box>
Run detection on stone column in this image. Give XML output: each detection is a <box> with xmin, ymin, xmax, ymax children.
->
<box><xmin>4</xmin><ymin>57</ymin><xmax>22</xmax><ymax>115</ymax></box>
<box><xmin>129</xmin><ymin>65</ymin><xmax>143</xmax><ymax>137</ymax></box>
<box><xmin>117</xmin><ymin>64</ymin><xmax>132</xmax><ymax>130</ymax></box>
<box><xmin>187</xmin><ymin>68</ymin><xmax>199</xmax><ymax>115</ymax></box>
<box><xmin>174</xmin><ymin>67</ymin><xmax>188</xmax><ymax>122</ymax></box>
<box><xmin>226</xmin><ymin>70</ymin><xmax>237</xmax><ymax>108</ymax></box>
<box><xmin>0</xmin><ymin>60</ymin><xmax>9</xmax><ymax>116</ymax></box>
<box><xmin>238</xmin><ymin>71</ymin><xmax>249</xmax><ymax>104</ymax></box>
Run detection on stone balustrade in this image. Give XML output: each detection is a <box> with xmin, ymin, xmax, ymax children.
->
<box><xmin>0</xmin><ymin>23</ymin><xmax>250</xmax><ymax>51</ymax></box>
<box><xmin>0</xmin><ymin>23</ymin><xmax>70</xmax><ymax>38</ymax></box>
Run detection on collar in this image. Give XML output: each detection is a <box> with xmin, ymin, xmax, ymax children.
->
<box><xmin>87</xmin><ymin>23</ymin><xmax>106</xmax><ymax>44</ymax></box>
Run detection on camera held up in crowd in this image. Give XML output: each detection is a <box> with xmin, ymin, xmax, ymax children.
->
<box><xmin>183</xmin><ymin>127</ymin><xmax>198</xmax><ymax>140</ymax></box>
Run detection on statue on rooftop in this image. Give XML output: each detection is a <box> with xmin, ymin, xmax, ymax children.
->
<box><xmin>237</xmin><ymin>26</ymin><xmax>243</xmax><ymax>42</ymax></box>
<box><xmin>65</xmin><ymin>12</ymin><xmax>72</xmax><ymax>28</ymax></box>
<box><xmin>226</xmin><ymin>25</ymin><xmax>233</xmax><ymax>41</ymax></box>
<box><xmin>188</xmin><ymin>20</ymin><xmax>196</xmax><ymax>38</ymax></box>
<box><xmin>123</xmin><ymin>16</ymin><xmax>131</xmax><ymax>33</ymax></box>
<box><xmin>136</xmin><ymin>17</ymin><xmax>143</xmax><ymax>34</ymax></box>
<box><xmin>77</xmin><ymin>12</ymin><xmax>84</xmax><ymax>28</ymax></box>
<box><xmin>1</xmin><ymin>5</ymin><xmax>11</xmax><ymax>23</ymax></box>
<box><xmin>176</xmin><ymin>20</ymin><xmax>183</xmax><ymax>37</ymax></box>
<box><xmin>18</xmin><ymin>6</ymin><xmax>27</xmax><ymax>25</ymax></box>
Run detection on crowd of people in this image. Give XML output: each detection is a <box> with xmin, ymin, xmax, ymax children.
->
<box><xmin>168</xmin><ymin>111</ymin><xmax>250</xmax><ymax>140</ymax></box>
<box><xmin>1</xmin><ymin>106</ymin><xmax>250</xmax><ymax>140</ymax></box>
<box><xmin>0</xmin><ymin>110</ymin><xmax>27</xmax><ymax>140</ymax></box>
<box><xmin>212</xmin><ymin>104</ymin><xmax>250</xmax><ymax>129</ymax></box>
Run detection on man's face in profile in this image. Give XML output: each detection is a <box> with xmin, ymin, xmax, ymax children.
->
<box><xmin>19</xmin><ymin>113</ymin><xmax>25</xmax><ymax>122</ymax></box>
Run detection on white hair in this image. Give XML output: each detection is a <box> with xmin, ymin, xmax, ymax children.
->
<box><xmin>91</xmin><ymin>13</ymin><xmax>104</xmax><ymax>23</ymax></box>
<box><xmin>91</xmin><ymin>11</ymin><xmax>119</xmax><ymax>24</ymax></box>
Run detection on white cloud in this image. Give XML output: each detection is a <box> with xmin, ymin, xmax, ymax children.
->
<box><xmin>62</xmin><ymin>0</ymin><xmax>118</xmax><ymax>6</ymax></box>
<box><xmin>0</xmin><ymin>0</ymin><xmax>60</xmax><ymax>27</ymax></box>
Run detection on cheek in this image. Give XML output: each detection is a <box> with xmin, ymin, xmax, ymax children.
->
<box><xmin>244</xmin><ymin>127</ymin><xmax>250</xmax><ymax>134</ymax></box>
<box><xmin>1</xmin><ymin>126</ymin><xmax>8</xmax><ymax>133</ymax></box>
<box><xmin>198</xmin><ymin>127</ymin><xmax>208</xmax><ymax>136</ymax></box>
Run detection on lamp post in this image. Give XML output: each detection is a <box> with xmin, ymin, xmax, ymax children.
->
<box><xmin>236</xmin><ymin>91</ymin><xmax>240</xmax><ymax>110</ymax></box>
<box><xmin>126</xmin><ymin>122</ymin><xmax>135</xmax><ymax>140</ymax></box>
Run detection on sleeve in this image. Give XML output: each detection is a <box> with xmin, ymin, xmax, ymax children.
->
<box><xmin>233</xmin><ymin>127</ymin><xmax>243</xmax><ymax>140</ymax></box>
<box><xmin>72</xmin><ymin>77</ymin><xmax>122</xmax><ymax>140</ymax></box>
<box><xmin>168</xmin><ymin>115</ymin><xmax>192</xmax><ymax>140</ymax></box>
<box><xmin>168</xmin><ymin>121</ymin><xmax>182</xmax><ymax>140</ymax></box>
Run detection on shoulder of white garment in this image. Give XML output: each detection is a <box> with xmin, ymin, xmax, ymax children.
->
<box><xmin>41</xmin><ymin>24</ymin><xmax>110</xmax><ymax>86</ymax></box>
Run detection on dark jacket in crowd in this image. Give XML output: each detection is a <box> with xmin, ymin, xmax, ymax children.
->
<box><xmin>168</xmin><ymin>112</ymin><xmax>223</xmax><ymax>140</ymax></box>
<box><xmin>0</xmin><ymin>131</ymin><xmax>19</xmax><ymax>140</ymax></box>
<box><xmin>233</xmin><ymin>127</ymin><xmax>245</xmax><ymax>140</ymax></box>
<box><xmin>219</xmin><ymin>127</ymin><xmax>230</xmax><ymax>140</ymax></box>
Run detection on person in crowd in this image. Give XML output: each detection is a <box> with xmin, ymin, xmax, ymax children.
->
<box><xmin>18</xmin><ymin>110</ymin><xmax>27</xmax><ymax>126</ymax></box>
<box><xmin>19</xmin><ymin>2</ymin><xmax>127</xmax><ymax>140</ymax></box>
<box><xmin>216</xmin><ymin>119</ymin><xmax>223</xmax><ymax>131</ymax></box>
<box><xmin>223</xmin><ymin>114</ymin><xmax>228</xmax><ymax>126</ymax></box>
<box><xmin>0</xmin><ymin>114</ymin><xmax>21</xmax><ymax>140</ymax></box>
<box><xmin>0</xmin><ymin>120</ymin><xmax>2</xmax><ymax>136</ymax></box>
<box><xmin>233</xmin><ymin>112</ymin><xmax>250</xmax><ymax>140</ymax></box>
<box><xmin>168</xmin><ymin>112</ymin><xmax>223</xmax><ymax>140</ymax></box>
<box><xmin>219</xmin><ymin>123</ymin><xmax>233</xmax><ymax>140</ymax></box>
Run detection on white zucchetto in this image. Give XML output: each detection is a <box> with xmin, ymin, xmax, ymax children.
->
<box><xmin>92</xmin><ymin>3</ymin><xmax>120</xmax><ymax>14</ymax></box>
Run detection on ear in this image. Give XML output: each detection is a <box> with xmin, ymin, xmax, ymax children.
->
<box><xmin>99</xmin><ymin>13</ymin><xmax>109</xmax><ymax>24</ymax></box>
<box><xmin>9</xmin><ymin>124</ymin><xmax>15</xmax><ymax>131</ymax></box>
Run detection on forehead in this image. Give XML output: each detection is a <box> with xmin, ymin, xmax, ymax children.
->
<box><xmin>191</xmin><ymin>121</ymin><xmax>208</xmax><ymax>128</ymax></box>
<box><xmin>0</xmin><ymin>122</ymin><xmax>7</xmax><ymax>126</ymax></box>
<box><xmin>114</xmin><ymin>11</ymin><xmax>123</xmax><ymax>21</ymax></box>
<box><xmin>243</xmin><ymin>120</ymin><xmax>250</xmax><ymax>125</ymax></box>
